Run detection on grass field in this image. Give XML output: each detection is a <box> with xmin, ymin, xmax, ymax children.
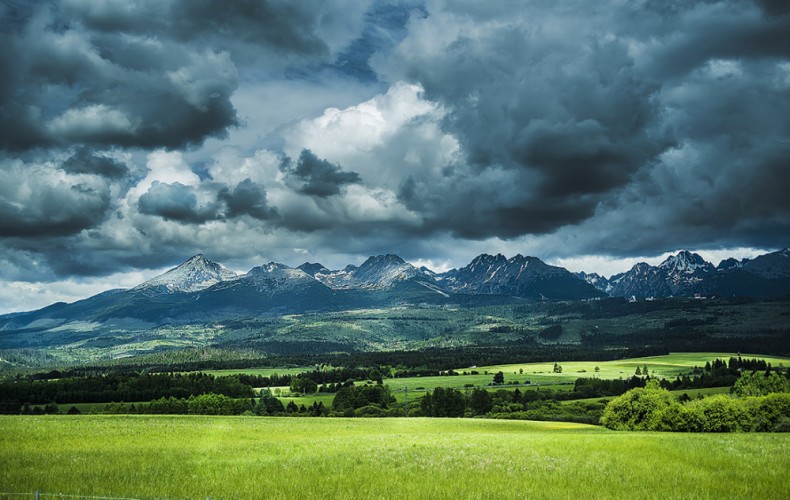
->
<box><xmin>208</xmin><ymin>352</ymin><xmax>789</xmax><ymax>389</ymax></box>
<box><xmin>460</xmin><ymin>351</ymin><xmax>790</xmax><ymax>384</ymax></box>
<box><xmin>276</xmin><ymin>352</ymin><xmax>789</xmax><ymax>405</ymax></box>
<box><xmin>0</xmin><ymin>415</ymin><xmax>788</xmax><ymax>499</ymax></box>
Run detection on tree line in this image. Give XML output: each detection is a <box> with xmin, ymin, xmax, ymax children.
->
<box><xmin>0</xmin><ymin>372</ymin><xmax>253</xmax><ymax>409</ymax></box>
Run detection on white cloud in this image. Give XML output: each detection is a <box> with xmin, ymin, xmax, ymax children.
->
<box><xmin>284</xmin><ymin>82</ymin><xmax>438</xmax><ymax>163</ymax></box>
<box><xmin>0</xmin><ymin>271</ymin><xmax>154</xmax><ymax>315</ymax></box>
<box><xmin>206</xmin><ymin>148</ymin><xmax>282</xmax><ymax>186</ymax></box>
<box><xmin>48</xmin><ymin>104</ymin><xmax>138</xmax><ymax>139</ymax></box>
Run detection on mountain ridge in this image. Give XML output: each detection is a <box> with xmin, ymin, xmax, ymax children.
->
<box><xmin>1</xmin><ymin>249</ymin><xmax>789</xmax><ymax>326</ymax></box>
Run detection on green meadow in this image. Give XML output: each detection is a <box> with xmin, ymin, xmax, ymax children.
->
<box><xmin>212</xmin><ymin>352</ymin><xmax>789</xmax><ymax>390</ymax></box>
<box><xmin>278</xmin><ymin>352</ymin><xmax>789</xmax><ymax>405</ymax></box>
<box><xmin>1</xmin><ymin>415</ymin><xmax>788</xmax><ymax>499</ymax></box>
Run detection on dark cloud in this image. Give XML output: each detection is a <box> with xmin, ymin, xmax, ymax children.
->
<box><xmin>0</xmin><ymin>157</ymin><xmax>112</xmax><ymax>237</ymax></box>
<box><xmin>372</xmin><ymin>6</ymin><xmax>669</xmax><ymax>239</ymax></box>
<box><xmin>0</xmin><ymin>4</ymin><xmax>239</xmax><ymax>152</ymax></box>
<box><xmin>755</xmin><ymin>0</ymin><xmax>790</xmax><ymax>16</ymax></box>
<box><xmin>61</xmin><ymin>147</ymin><xmax>128</xmax><ymax>178</ymax></box>
<box><xmin>139</xmin><ymin>178</ymin><xmax>279</xmax><ymax>224</ymax></box>
<box><xmin>67</xmin><ymin>0</ymin><xmax>331</xmax><ymax>60</ymax></box>
<box><xmin>363</xmin><ymin>0</ymin><xmax>789</xmax><ymax>255</ymax></box>
<box><xmin>138</xmin><ymin>182</ymin><xmax>218</xmax><ymax>224</ymax></box>
<box><xmin>218</xmin><ymin>178</ymin><xmax>278</xmax><ymax>220</ymax></box>
<box><xmin>282</xmin><ymin>149</ymin><xmax>361</xmax><ymax>197</ymax></box>
<box><xmin>0</xmin><ymin>0</ymin><xmax>370</xmax><ymax>154</ymax></box>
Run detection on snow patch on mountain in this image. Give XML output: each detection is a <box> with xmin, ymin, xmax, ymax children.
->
<box><xmin>575</xmin><ymin>272</ymin><xmax>612</xmax><ymax>293</ymax></box>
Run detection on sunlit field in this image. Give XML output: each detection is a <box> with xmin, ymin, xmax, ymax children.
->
<box><xmin>1</xmin><ymin>415</ymin><xmax>788</xmax><ymax>499</ymax></box>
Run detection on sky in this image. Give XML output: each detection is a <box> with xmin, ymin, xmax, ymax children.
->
<box><xmin>1</xmin><ymin>0</ymin><xmax>789</xmax><ymax>314</ymax></box>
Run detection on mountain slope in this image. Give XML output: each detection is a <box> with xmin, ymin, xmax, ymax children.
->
<box><xmin>705</xmin><ymin>248</ymin><xmax>790</xmax><ymax>298</ymax></box>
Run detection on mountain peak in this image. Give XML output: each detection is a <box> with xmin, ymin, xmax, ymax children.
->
<box><xmin>659</xmin><ymin>251</ymin><xmax>713</xmax><ymax>274</ymax></box>
<box><xmin>297</xmin><ymin>262</ymin><xmax>329</xmax><ymax>277</ymax></box>
<box><xmin>362</xmin><ymin>254</ymin><xmax>407</xmax><ymax>266</ymax></box>
<box><xmin>135</xmin><ymin>255</ymin><xmax>238</xmax><ymax>293</ymax></box>
<box><xmin>312</xmin><ymin>253</ymin><xmax>421</xmax><ymax>289</ymax></box>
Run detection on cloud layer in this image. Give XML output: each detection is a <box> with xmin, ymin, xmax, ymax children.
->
<box><xmin>1</xmin><ymin>0</ymin><xmax>788</xmax><ymax>312</ymax></box>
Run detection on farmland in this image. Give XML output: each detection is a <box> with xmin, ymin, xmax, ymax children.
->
<box><xmin>1</xmin><ymin>415</ymin><xmax>789</xmax><ymax>499</ymax></box>
<box><xmin>264</xmin><ymin>352</ymin><xmax>790</xmax><ymax>408</ymax></box>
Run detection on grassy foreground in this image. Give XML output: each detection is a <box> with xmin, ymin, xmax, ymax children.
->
<box><xmin>1</xmin><ymin>416</ymin><xmax>789</xmax><ymax>499</ymax></box>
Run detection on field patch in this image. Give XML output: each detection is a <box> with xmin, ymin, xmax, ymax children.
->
<box><xmin>1</xmin><ymin>416</ymin><xmax>788</xmax><ymax>499</ymax></box>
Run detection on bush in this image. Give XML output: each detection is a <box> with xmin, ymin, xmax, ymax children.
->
<box><xmin>604</xmin><ymin>385</ymin><xmax>790</xmax><ymax>432</ymax></box>
<box><xmin>733</xmin><ymin>372</ymin><xmax>790</xmax><ymax>397</ymax></box>
<box><xmin>601</xmin><ymin>381</ymin><xmax>674</xmax><ymax>430</ymax></box>
<box><xmin>687</xmin><ymin>395</ymin><xmax>752</xmax><ymax>432</ymax></box>
<box><xmin>354</xmin><ymin>405</ymin><xmax>385</xmax><ymax>417</ymax></box>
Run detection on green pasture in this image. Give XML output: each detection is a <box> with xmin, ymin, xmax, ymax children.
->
<box><xmin>469</xmin><ymin>352</ymin><xmax>790</xmax><ymax>382</ymax></box>
<box><xmin>196</xmin><ymin>352</ymin><xmax>789</xmax><ymax>389</ymax></box>
<box><xmin>45</xmin><ymin>352</ymin><xmax>790</xmax><ymax>413</ymax></box>
<box><xmin>379</xmin><ymin>352</ymin><xmax>789</xmax><ymax>394</ymax></box>
<box><xmin>1</xmin><ymin>416</ymin><xmax>788</xmax><ymax>499</ymax></box>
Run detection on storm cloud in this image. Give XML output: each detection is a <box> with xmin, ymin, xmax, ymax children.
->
<box><xmin>281</xmin><ymin>149</ymin><xmax>362</xmax><ymax>197</ymax></box>
<box><xmin>1</xmin><ymin>0</ymin><xmax>789</xmax><ymax>313</ymax></box>
<box><xmin>218</xmin><ymin>178</ymin><xmax>278</xmax><ymax>220</ymax></box>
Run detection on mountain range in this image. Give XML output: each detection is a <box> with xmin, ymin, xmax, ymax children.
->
<box><xmin>576</xmin><ymin>249</ymin><xmax>790</xmax><ymax>300</ymax></box>
<box><xmin>1</xmin><ymin>249</ymin><xmax>789</xmax><ymax>339</ymax></box>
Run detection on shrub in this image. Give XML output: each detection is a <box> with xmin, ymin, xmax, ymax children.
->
<box><xmin>686</xmin><ymin>395</ymin><xmax>751</xmax><ymax>432</ymax></box>
<box><xmin>601</xmin><ymin>381</ymin><xmax>674</xmax><ymax>430</ymax></box>
<box><xmin>354</xmin><ymin>405</ymin><xmax>385</xmax><ymax>417</ymax></box>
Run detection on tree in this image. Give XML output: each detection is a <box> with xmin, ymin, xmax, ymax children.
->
<box><xmin>290</xmin><ymin>376</ymin><xmax>318</xmax><ymax>395</ymax></box>
<box><xmin>733</xmin><ymin>371</ymin><xmax>790</xmax><ymax>397</ymax></box>
<box><xmin>493</xmin><ymin>371</ymin><xmax>505</xmax><ymax>385</ymax></box>
<box><xmin>601</xmin><ymin>380</ymin><xmax>674</xmax><ymax>430</ymax></box>
<box><xmin>257</xmin><ymin>391</ymin><xmax>285</xmax><ymax>416</ymax></box>
<box><xmin>368</xmin><ymin>369</ymin><xmax>383</xmax><ymax>384</ymax></box>
<box><xmin>331</xmin><ymin>384</ymin><xmax>395</xmax><ymax>414</ymax></box>
<box><xmin>635</xmin><ymin>366</ymin><xmax>642</xmax><ymax>376</ymax></box>
<box><xmin>553</xmin><ymin>363</ymin><xmax>562</xmax><ymax>374</ymax></box>
<box><xmin>421</xmin><ymin>387</ymin><xmax>465</xmax><ymax>417</ymax></box>
<box><xmin>469</xmin><ymin>388</ymin><xmax>493</xmax><ymax>415</ymax></box>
